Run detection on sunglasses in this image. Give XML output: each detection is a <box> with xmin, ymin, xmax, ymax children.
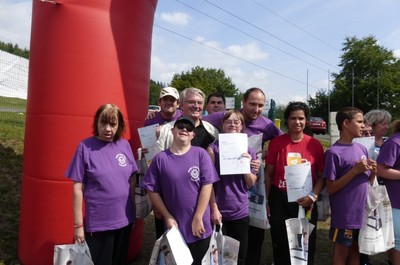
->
<box><xmin>175</xmin><ymin>122</ymin><xmax>195</xmax><ymax>132</ymax></box>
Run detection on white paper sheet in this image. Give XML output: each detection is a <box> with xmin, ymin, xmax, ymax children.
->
<box><xmin>353</xmin><ymin>136</ymin><xmax>375</xmax><ymax>159</ymax></box>
<box><xmin>166</xmin><ymin>226</ymin><xmax>193</xmax><ymax>265</ymax></box>
<box><xmin>285</xmin><ymin>163</ymin><xmax>312</xmax><ymax>202</ymax></box>
<box><xmin>137</xmin><ymin>124</ymin><xmax>158</xmax><ymax>161</ymax></box>
<box><xmin>219</xmin><ymin>133</ymin><xmax>250</xmax><ymax>175</ymax></box>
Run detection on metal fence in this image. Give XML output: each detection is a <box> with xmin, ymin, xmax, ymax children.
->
<box><xmin>0</xmin><ymin>50</ymin><xmax>28</xmax><ymax>130</ymax></box>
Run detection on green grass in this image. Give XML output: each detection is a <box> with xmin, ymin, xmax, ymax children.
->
<box><xmin>0</xmin><ymin>96</ymin><xmax>26</xmax><ymax>113</ymax></box>
<box><xmin>0</xmin><ymin>110</ymin><xmax>390</xmax><ymax>265</ymax></box>
<box><xmin>0</xmin><ymin>112</ymin><xmax>25</xmax><ymax>265</ymax></box>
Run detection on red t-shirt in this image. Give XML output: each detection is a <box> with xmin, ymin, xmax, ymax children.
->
<box><xmin>265</xmin><ymin>134</ymin><xmax>324</xmax><ymax>192</ymax></box>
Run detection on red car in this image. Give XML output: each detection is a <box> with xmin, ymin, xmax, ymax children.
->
<box><xmin>307</xmin><ymin>117</ymin><xmax>327</xmax><ymax>135</ymax></box>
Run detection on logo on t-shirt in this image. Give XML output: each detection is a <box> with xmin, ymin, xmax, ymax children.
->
<box><xmin>115</xmin><ymin>153</ymin><xmax>127</xmax><ymax>167</ymax></box>
<box><xmin>188</xmin><ymin>166</ymin><xmax>200</xmax><ymax>182</ymax></box>
<box><xmin>287</xmin><ymin>152</ymin><xmax>302</xmax><ymax>166</ymax></box>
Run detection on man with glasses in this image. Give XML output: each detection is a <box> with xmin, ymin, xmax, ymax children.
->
<box><xmin>156</xmin><ymin>87</ymin><xmax>219</xmax><ymax>151</ymax></box>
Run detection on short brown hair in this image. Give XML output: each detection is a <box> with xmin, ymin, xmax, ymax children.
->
<box><xmin>336</xmin><ymin>107</ymin><xmax>363</xmax><ymax>131</ymax></box>
<box><xmin>92</xmin><ymin>103</ymin><xmax>126</xmax><ymax>141</ymax></box>
<box><xmin>222</xmin><ymin>110</ymin><xmax>246</xmax><ymax>133</ymax></box>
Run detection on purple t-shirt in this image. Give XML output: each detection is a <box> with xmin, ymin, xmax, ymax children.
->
<box><xmin>144</xmin><ymin>109</ymin><xmax>183</xmax><ymax>126</ymax></box>
<box><xmin>209</xmin><ymin>140</ymin><xmax>256</xmax><ymax>220</ymax></box>
<box><xmin>141</xmin><ymin>146</ymin><xmax>219</xmax><ymax>243</ymax></box>
<box><xmin>65</xmin><ymin>137</ymin><xmax>138</xmax><ymax>232</ymax></box>
<box><xmin>323</xmin><ymin>141</ymin><xmax>370</xmax><ymax>229</ymax></box>
<box><xmin>203</xmin><ymin>111</ymin><xmax>282</xmax><ymax>143</ymax></box>
<box><xmin>376</xmin><ymin>133</ymin><xmax>400</xmax><ymax>209</ymax></box>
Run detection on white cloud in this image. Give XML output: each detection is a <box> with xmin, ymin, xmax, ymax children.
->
<box><xmin>159</xmin><ymin>12</ymin><xmax>191</xmax><ymax>26</ymax></box>
<box><xmin>225</xmin><ymin>42</ymin><xmax>268</xmax><ymax>61</ymax></box>
<box><xmin>0</xmin><ymin>0</ymin><xmax>31</xmax><ymax>48</ymax></box>
<box><xmin>393</xmin><ymin>49</ymin><xmax>400</xmax><ymax>59</ymax></box>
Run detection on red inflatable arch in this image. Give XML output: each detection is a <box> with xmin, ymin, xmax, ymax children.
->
<box><xmin>18</xmin><ymin>0</ymin><xmax>157</xmax><ymax>264</ymax></box>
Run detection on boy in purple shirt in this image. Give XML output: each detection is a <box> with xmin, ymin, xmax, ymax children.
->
<box><xmin>142</xmin><ymin>116</ymin><xmax>219</xmax><ymax>265</ymax></box>
<box><xmin>377</xmin><ymin>120</ymin><xmax>400</xmax><ymax>264</ymax></box>
<box><xmin>323</xmin><ymin>107</ymin><xmax>376</xmax><ymax>265</ymax></box>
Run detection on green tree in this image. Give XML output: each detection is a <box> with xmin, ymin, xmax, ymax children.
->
<box><xmin>170</xmin><ymin>66</ymin><xmax>241</xmax><ymax>108</ymax></box>
<box><xmin>0</xmin><ymin>41</ymin><xmax>29</xmax><ymax>58</ymax></box>
<box><xmin>149</xmin><ymin>80</ymin><xmax>166</xmax><ymax>105</ymax></box>
<box><xmin>329</xmin><ymin>36</ymin><xmax>400</xmax><ymax>118</ymax></box>
<box><xmin>308</xmin><ymin>89</ymin><xmax>329</xmax><ymax>124</ymax></box>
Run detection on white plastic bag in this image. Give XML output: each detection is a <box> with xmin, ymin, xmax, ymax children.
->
<box><xmin>135</xmin><ymin>155</ymin><xmax>152</xmax><ymax>219</ymax></box>
<box><xmin>248</xmin><ymin>162</ymin><xmax>270</xmax><ymax>229</ymax></box>
<box><xmin>202</xmin><ymin>224</ymin><xmax>240</xmax><ymax>265</ymax></box>
<box><xmin>285</xmin><ymin>206</ymin><xmax>315</xmax><ymax>265</ymax></box>
<box><xmin>149</xmin><ymin>225</ymin><xmax>193</xmax><ymax>265</ymax></box>
<box><xmin>53</xmin><ymin>242</ymin><xmax>94</xmax><ymax>265</ymax></box>
<box><xmin>359</xmin><ymin>185</ymin><xmax>395</xmax><ymax>255</ymax></box>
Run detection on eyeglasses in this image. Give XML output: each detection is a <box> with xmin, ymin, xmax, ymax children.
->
<box><xmin>224</xmin><ymin>120</ymin><xmax>242</xmax><ymax>126</ymax></box>
<box><xmin>361</xmin><ymin>130</ymin><xmax>373</xmax><ymax>137</ymax></box>
<box><xmin>175</xmin><ymin>123</ymin><xmax>195</xmax><ymax>132</ymax></box>
<box><xmin>184</xmin><ymin>100</ymin><xmax>203</xmax><ymax>106</ymax></box>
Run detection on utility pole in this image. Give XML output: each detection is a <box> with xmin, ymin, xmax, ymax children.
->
<box><xmin>306</xmin><ymin>69</ymin><xmax>309</xmax><ymax>103</ymax></box>
<box><xmin>352</xmin><ymin>67</ymin><xmax>355</xmax><ymax>107</ymax></box>
<box><xmin>328</xmin><ymin>69</ymin><xmax>331</xmax><ymax>137</ymax></box>
<box><xmin>377</xmin><ymin>70</ymin><xmax>380</xmax><ymax>109</ymax></box>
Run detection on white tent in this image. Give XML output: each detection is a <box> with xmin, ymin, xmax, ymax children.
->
<box><xmin>0</xmin><ymin>50</ymin><xmax>29</xmax><ymax>100</ymax></box>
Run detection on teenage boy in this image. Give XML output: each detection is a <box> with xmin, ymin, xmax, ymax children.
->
<box><xmin>323</xmin><ymin>107</ymin><xmax>376</xmax><ymax>265</ymax></box>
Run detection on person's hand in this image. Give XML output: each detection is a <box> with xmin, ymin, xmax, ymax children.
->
<box><xmin>211</xmin><ymin>206</ymin><xmax>222</xmax><ymax>225</ymax></box>
<box><xmin>74</xmin><ymin>226</ymin><xmax>85</xmax><ymax>244</ymax></box>
<box><xmin>192</xmin><ymin>216</ymin><xmax>206</xmax><ymax>238</ymax></box>
<box><xmin>165</xmin><ymin>217</ymin><xmax>178</xmax><ymax>229</ymax></box>
<box><xmin>354</xmin><ymin>159</ymin><xmax>373</xmax><ymax>174</ymax></box>
<box><xmin>250</xmin><ymin>159</ymin><xmax>260</xmax><ymax>173</ymax></box>
<box><xmin>141</xmin><ymin>147</ymin><xmax>149</xmax><ymax>156</ymax></box>
<box><xmin>367</xmin><ymin>158</ymin><xmax>377</xmax><ymax>174</ymax></box>
<box><xmin>297</xmin><ymin>195</ymin><xmax>314</xmax><ymax>208</ymax></box>
<box><xmin>146</xmin><ymin>110</ymin><xmax>158</xmax><ymax>120</ymax></box>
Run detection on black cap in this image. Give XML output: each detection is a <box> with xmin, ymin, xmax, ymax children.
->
<box><xmin>174</xmin><ymin>116</ymin><xmax>195</xmax><ymax>129</ymax></box>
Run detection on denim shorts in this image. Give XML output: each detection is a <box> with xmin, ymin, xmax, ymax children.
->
<box><xmin>329</xmin><ymin>228</ymin><xmax>359</xmax><ymax>247</ymax></box>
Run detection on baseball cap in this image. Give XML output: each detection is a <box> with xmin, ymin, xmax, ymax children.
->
<box><xmin>174</xmin><ymin>116</ymin><xmax>195</xmax><ymax>130</ymax></box>
<box><xmin>159</xmin><ymin>87</ymin><xmax>179</xmax><ymax>100</ymax></box>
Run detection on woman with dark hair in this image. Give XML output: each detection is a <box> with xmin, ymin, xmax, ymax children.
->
<box><xmin>65</xmin><ymin>103</ymin><xmax>138</xmax><ymax>265</ymax></box>
<box><xmin>265</xmin><ymin>101</ymin><xmax>325</xmax><ymax>265</ymax></box>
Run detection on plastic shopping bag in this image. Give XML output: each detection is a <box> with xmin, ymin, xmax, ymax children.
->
<box><xmin>53</xmin><ymin>242</ymin><xmax>94</xmax><ymax>265</ymax></box>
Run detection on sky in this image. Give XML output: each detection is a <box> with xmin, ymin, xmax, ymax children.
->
<box><xmin>1</xmin><ymin>0</ymin><xmax>399</xmax><ymax>106</ymax></box>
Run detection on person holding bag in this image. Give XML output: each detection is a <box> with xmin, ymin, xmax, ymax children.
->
<box><xmin>323</xmin><ymin>107</ymin><xmax>376</xmax><ymax>265</ymax></box>
<box><xmin>65</xmin><ymin>103</ymin><xmax>138</xmax><ymax>265</ymax></box>
<box><xmin>207</xmin><ymin>110</ymin><xmax>258</xmax><ymax>265</ymax></box>
<box><xmin>142</xmin><ymin>116</ymin><xmax>219</xmax><ymax>265</ymax></box>
<box><xmin>377</xmin><ymin>119</ymin><xmax>400</xmax><ymax>265</ymax></box>
<box><xmin>265</xmin><ymin>102</ymin><xmax>325</xmax><ymax>265</ymax></box>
